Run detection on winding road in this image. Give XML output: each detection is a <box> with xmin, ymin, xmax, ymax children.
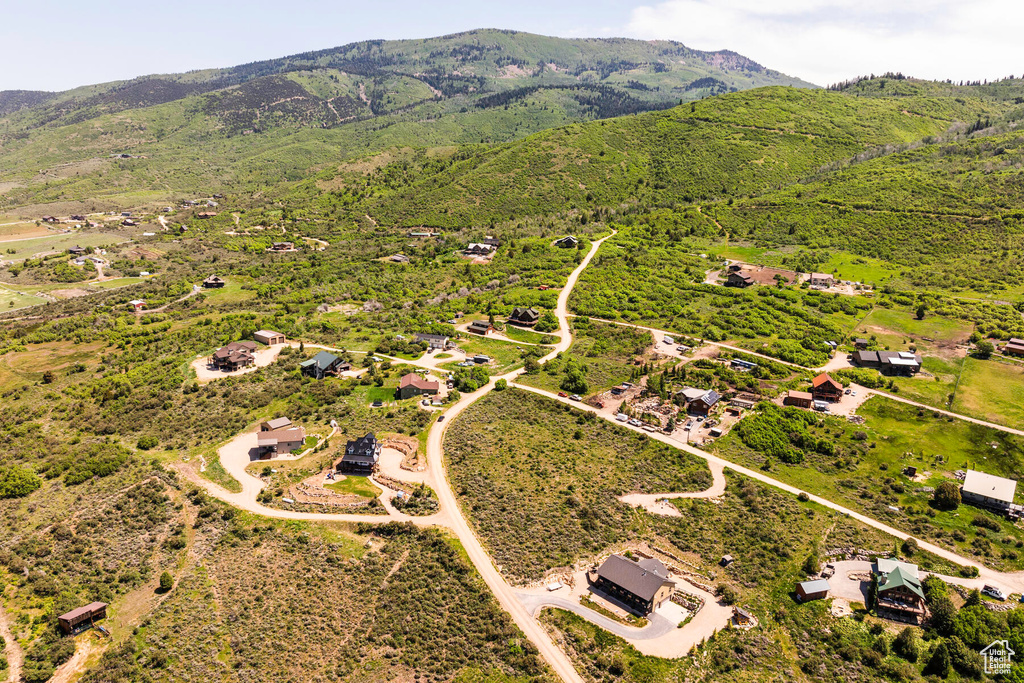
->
<box><xmin>186</xmin><ymin>227</ymin><xmax>1024</xmax><ymax>682</ymax></box>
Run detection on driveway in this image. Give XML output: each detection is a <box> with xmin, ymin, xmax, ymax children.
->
<box><xmin>517</xmin><ymin>592</ymin><xmax>676</xmax><ymax>640</ymax></box>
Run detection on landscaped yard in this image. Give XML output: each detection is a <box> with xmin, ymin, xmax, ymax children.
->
<box><xmin>325</xmin><ymin>475</ymin><xmax>382</xmax><ymax>498</ymax></box>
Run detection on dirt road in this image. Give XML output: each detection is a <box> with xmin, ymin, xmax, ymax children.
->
<box><xmin>618</xmin><ymin>460</ymin><xmax>726</xmax><ymax>517</ymax></box>
<box><xmin>0</xmin><ymin>599</ymin><xmax>24</xmax><ymax>683</ymax></box>
<box><xmin>511</xmin><ymin>383</ymin><xmax>1024</xmax><ymax>596</ymax></box>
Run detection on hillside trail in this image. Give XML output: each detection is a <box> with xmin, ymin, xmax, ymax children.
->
<box><xmin>0</xmin><ymin>599</ymin><xmax>24</xmax><ymax>683</ymax></box>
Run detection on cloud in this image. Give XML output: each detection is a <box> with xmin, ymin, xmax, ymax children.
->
<box><xmin>625</xmin><ymin>0</ymin><xmax>1024</xmax><ymax>85</ymax></box>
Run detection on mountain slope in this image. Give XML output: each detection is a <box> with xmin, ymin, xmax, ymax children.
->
<box><xmin>0</xmin><ymin>30</ymin><xmax>815</xmax><ymax>213</ymax></box>
<box><xmin>326</xmin><ymin>86</ymin><xmax>1003</xmax><ymax>227</ymax></box>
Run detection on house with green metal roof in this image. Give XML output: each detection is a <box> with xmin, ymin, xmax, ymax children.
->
<box><xmin>875</xmin><ymin>564</ymin><xmax>926</xmax><ymax>624</ymax></box>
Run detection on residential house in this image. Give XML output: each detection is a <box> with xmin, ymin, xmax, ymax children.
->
<box><xmin>340</xmin><ymin>433</ymin><xmax>381</xmax><ymax>474</ymax></box>
<box><xmin>260</xmin><ymin>417</ymin><xmax>292</xmax><ymax>432</ymax></box>
<box><xmin>121</xmin><ymin>218</ymin><xmax>137</xmax><ymax>227</ymax></box>
<box><xmin>854</xmin><ymin>338</ymin><xmax>870</xmax><ymax>349</ymax></box>
<box><xmin>257</xmin><ymin>427</ymin><xmax>306</xmax><ymax>457</ymax></box>
<box><xmin>270</xmin><ymin>242</ymin><xmax>295</xmax><ymax>252</ymax></box>
<box><xmin>874</xmin><ymin>563</ymin><xmax>926</xmax><ymax>624</ymax></box>
<box><xmin>810</xmin><ymin>373</ymin><xmax>843</xmax><ymax>402</ymax></box>
<box><xmin>726</xmin><ymin>272</ymin><xmax>754</xmax><ymax>288</ymax></box>
<box><xmin>202</xmin><ymin>275</ymin><xmax>226</xmax><ymax>288</ymax></box>
<box><xmin>414</xmin><ymin>333</ymin><xmax>450</xmax><ymax>350</ymax></box>
<box><xmin>254</xmin><ymin>330</ymin><xmax>285</xmax><ymax>345</ymax></box>
<box><xmin>389</xmin><ymin>253</ymin><xmax>410</xmax><ymax>263</ymax></box>
<box><xmin>482</xmin><ymin>236</ymin><xmax>501</xmax><ymax>247</ymax></box>
<box><xmin>398</xmin><ymin>373</ymin><xmax>439</xmax><ymax>400</ymax></box>
<box><xmin>467</xmin><ymin>320</ymin><xmax>494</xmax><ymax>336</ymax></box>
<box><xmin>508</xmin><ymin>307</ymin><xmax>540</xmax><ymax>326</ymax></box>
<box><xmin>128</xmin><ymin>299</ymin><xmax>145</xmax><ymax>312</ymax></box>
<box><xmin>41</xmin><ymin>215</ymin><xmax>58</xmax><ymax>223</ymax></box>
<box><xmin>961</xmin><ymin>470</ymin><xmax>1017</xmax><ymax>514</ymax></box>
<box><xmin>681</xmin><ymin>388</ymin><xmax>720</xmax><ymax>416</ymax></box>
<box><xmin>554</xmin><ymin>235</ymin><xmax>579</xmax><ymax>248</ymax></box>
<box><xmin>299</xmin><ymin>350</ymin><xmax>348</xmax><ymax>379</ymax></box>
<box><xmin>211</xmin><ymin>341</ymin><xmax>258</xmax><ymax>370</ymax></box>
<box><xmin>197</xmin><ymin>212</ymin><xmax>218</xmax><ymax>219</ymax></box>
<box><xmin>58</xmin><ymin>602</ymin><xmax>108</xmax><ymax>635</ymax></box>
<box><xmin>876</xmin><ymin>350</ymin><xmax>922</xmax><ymax>375</ymax></box>
<box><xmin>68</xmin><ymin>245</ymin><xmax>86</xmax><ymax>256</ymax></box>
<box><xmin>795</xmin><ymin>579</ymin><xmax>830</xmax><ymax>602</ymax></box>
<box><xmin>784</xmin><ymin>390</ymin><xmax>813</xmax><ymax>409</ymax></box>
<box><xmin>852</xmin><ymin>350</ymin><xmax>881</xmax><ymax>368</ymax></box>
<box><xmin>464</xmin><ymin>243</ymin><xmax>495</xmax><ymax>256</ymax></box>
<box><xmin>809</xmin><ymin>272</ymin><xmax>835</xmax><ymax>288</ymax></box>
<box><xmin>590</xmin><ymin>555</ymin><xmax>675</xmax><ymax>615</ymax></box>
<box><xmin>1004</xmin><ymin>338</ymin><xmax>1024</xmax><ymax>356</ymax></box>
<box><xmin>69</xmin><ymin>214</ymin><xmax>86</xmax><ymax>222</ymax></box>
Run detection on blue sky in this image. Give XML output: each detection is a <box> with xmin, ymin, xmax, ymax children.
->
<box><xmin>3</xmin><ymin>0</ymin><xmax>1021</xmax><ymax>91</ymax></box>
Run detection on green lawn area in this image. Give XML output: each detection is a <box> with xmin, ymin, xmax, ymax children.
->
<box><xmin>87</xmin><ymin>276</ymin><xmax>145</xmax><ymax>289</ymax></box>
<box><xmin>501</xmin><ymin>324</ymin><xmax>556</xmax><ymax>345</ymax></box>
<box><xmin>0</xmin><ymin>284</ymin><xmax>49</xmax><ymax>310</ymax></box>
<box><xmin>953</xmin><ymin>356</ymin><xmax>1024</xmax><ymax>429</ymax></box>
<box><xmin>451</xmin><ymin>335</ymin><xmax>527</xmax><ymax>373</ymax></box>
<box><xmin>889</xmin><ymin>354</ymin><xmax>961</xmax><ymax>408</ymax></box>
<box><xmin>854</xmin><ymin>307</ymin><xmax>974</xmax><ymax>346</ymax></box>
<box><xmin>199</xmin><ymin>277</ymin><xmax>255</xmax><ymax>304</ymax></box>
<box><xmin>714</xmin><ymin>395</ymin><xmax>1024</xmax><ymax>571</ymax></box>
<box><xmin>817</xmin><ymin>251</ymin><xmax>901</xmax><ymax>286</ymax></box>
<box><xmin>2</xmin><ymin>231</ymin><xmax>127</xmax><ymax>261</ymax></box>
<box><xmin>325</xmin><ymin>475</ymin><xmax>382</xmax><ymax>498</ymax></box>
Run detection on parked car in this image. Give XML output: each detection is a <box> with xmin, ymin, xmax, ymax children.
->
<box><xmin>684</xmin><ymin>421</ymin><xmax>694</xmax><ymax>431</ymax></box>
<box><xmin>982</xmin><ymin>585</ymin><xmax>1007</xmax><ymax>601</ymax></box>
<box><xmin>851</xmin><ymin>391</ymin><xmax>857</xmax><ymax>397</ymax></box>
<box><xmin>558</xmin><ymin>391</ymin><xmax>568</xmax><ymax>397</ymax></box>
<box><xmin>844</xmin><ymin>388</ymin><xmax>851</xmax><ymax>395</ymax></box>
<box><xmin>569</xmin><ymin>394</ymin><xmax>582</xmax><ymax>401</ymax></box>
<box><xmin>437</xmin><ymin>415</ymin><xmax>445</xmax><ymax>422</ymax></box>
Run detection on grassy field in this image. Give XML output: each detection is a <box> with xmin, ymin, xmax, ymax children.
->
<box><xmin>715</xmin><ymin>395</ymin><xmax>1024</xmax><ymax>571</ymax></box>
<box><xmin>451</xmin><ymin>335</ymin><xmax>529</xmax><ymax>373</ymax></box>
<box><xmin>0</xmin><ymin>283</ymin><xmax>49</xmax><ymax>310</ymax></box>
<box><xmin>502</xmin><ymin>324</ymin><xmax>556</xmax><ymax>345</ymax></box>
<box><xmin>325</xmin><ymin>475</ymin><xmax>382</xmax><ymax>498</ymax></box>
<box><xmin>853</xmin><ymin>307</ymin><xmax>974</xmax><ymax>346</ymax></box>
<box><xmin>0</xmin><ymin>231</ymin><xmax>127</xmax><ymax>261</ymax></box>
<box><xmin>87</xmin><ymin>276</ymin><xmax>145</xmax><ymax>289</ymax></box>
<box><xmin>952</xmin><ymin>356</ymin><xmax>1024</xmax><ymax>429</ymax></box>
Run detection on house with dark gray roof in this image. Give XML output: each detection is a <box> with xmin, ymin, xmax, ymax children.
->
<box><xmin>339</xmin><ymin>433</ymin><xmax>381</xmax><ymax>474</ymax></box>
<box><xmin>508</xmin><ymin>307</ymin><xmax>540</xmax><ymax>326</ymax></box>
<box><xmin>299</xmin><ymin>351</ymin><xmax>349</xmax><ymax>379</ymax></box>
<box><xmin>590</xmin><ymin>554</ymin><xmax>675</xmax><ymax>615</ymax></box>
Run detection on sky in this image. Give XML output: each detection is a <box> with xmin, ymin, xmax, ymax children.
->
<box><xmin>3</xmin><ymin>0</ymin><xmax>1022</xmax><ymax>91</ymax></box>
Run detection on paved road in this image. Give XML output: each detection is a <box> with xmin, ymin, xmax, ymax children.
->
<box><xmin>516</xmin><ymin>593</ymin><xmax>676</xmax><ymax>640</ymax></box>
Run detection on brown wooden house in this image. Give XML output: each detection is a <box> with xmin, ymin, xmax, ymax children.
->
<box><xmin>810</xmin><ymin>373</ymin><xmax>843</xmax><ymax>402</ymax></box>
<box><xmin>784</xmin><ymin>390</ymin><xmax>813</xmax><ymax>409</ymax></box>
<box><xmin>58</xmin><ymin>602</ymin><xmax>108</xmax><ymax>634</ymax></box>
<box><xmin>589</xmin><ymin>555</ymin><xmax>675</xmax><ymax>615</ymax></box>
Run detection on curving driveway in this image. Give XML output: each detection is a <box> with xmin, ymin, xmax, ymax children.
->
<box><xmin>517</xmin><ymin>592</ymin><xmax>677</xmax><ymax>640</ymax></box>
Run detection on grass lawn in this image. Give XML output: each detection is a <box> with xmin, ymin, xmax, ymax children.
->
<box><xmin>0</xmin><ymin>284</ymin><xmax>49</xmax><ymax>310</ymax></box>
<box><xmin>953</xmin><ymin>356</ymin><xmax>1024</xmax><ymax>429</ymax></box>
<box><xmin>325</xmin><ymin>475</ymin><xmax>381</xmax><ymax>498</ymax></box>
<box><xmin>364</xmin><ymin>385</ymin><xmax>398</xmax><ymax>404</ymax></box>
<box><xmin>817</xmin><ymin>251</ymin><xmax>901</xmax><ymax>286</ymax></box>
<box><xmin>854</xmin><ymin>307</ymin><xmax>974</xmax><ymax>346</ymax></box>
<box><xmin>2</xmin><ymin>231</ymin><xmax>127</xmax><ymax>261</ymax></box>
<box><xmin>451</xmin><ymin>335</ymin><xmax>527</xmax><ymax>373</ymax></box>
<box><xmin>714</xmin><ymin>395</ymin><xmax>1024</xmax><ymax>571</ymax></box>
<box><xmin>889</xmin><ymin>354</ymin><xmax>962</xmax><ymax>408</ymax></box>
<box><xmin>501</xmin><ymin>324</ymin><xmax>556</xmax><ymax>345</ymax></box>
<box><xmin>199</xmin><ymin>278</ymin><xmax>255</xmax><ymax>304</ymax></box>
<box><xmin>88</xmin><ymin>276</ymin><xmax>145</xmax><ymax>289</ymax></box>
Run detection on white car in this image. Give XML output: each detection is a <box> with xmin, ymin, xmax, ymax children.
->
<box><xmin>982</xmin><ymin>585</ymin><xmax>1007</xmax><ymax>601</ymax></box>
<box><xmin>569</xmin><ymin>394</ymin><xmax>582</xmax><ymax>401</ymax></box>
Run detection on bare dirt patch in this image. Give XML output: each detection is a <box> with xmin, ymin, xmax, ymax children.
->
<box><xmin>50</xmin><ymin>288</ymin><xmax>94</xmax><ymax>299</ymax></box>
